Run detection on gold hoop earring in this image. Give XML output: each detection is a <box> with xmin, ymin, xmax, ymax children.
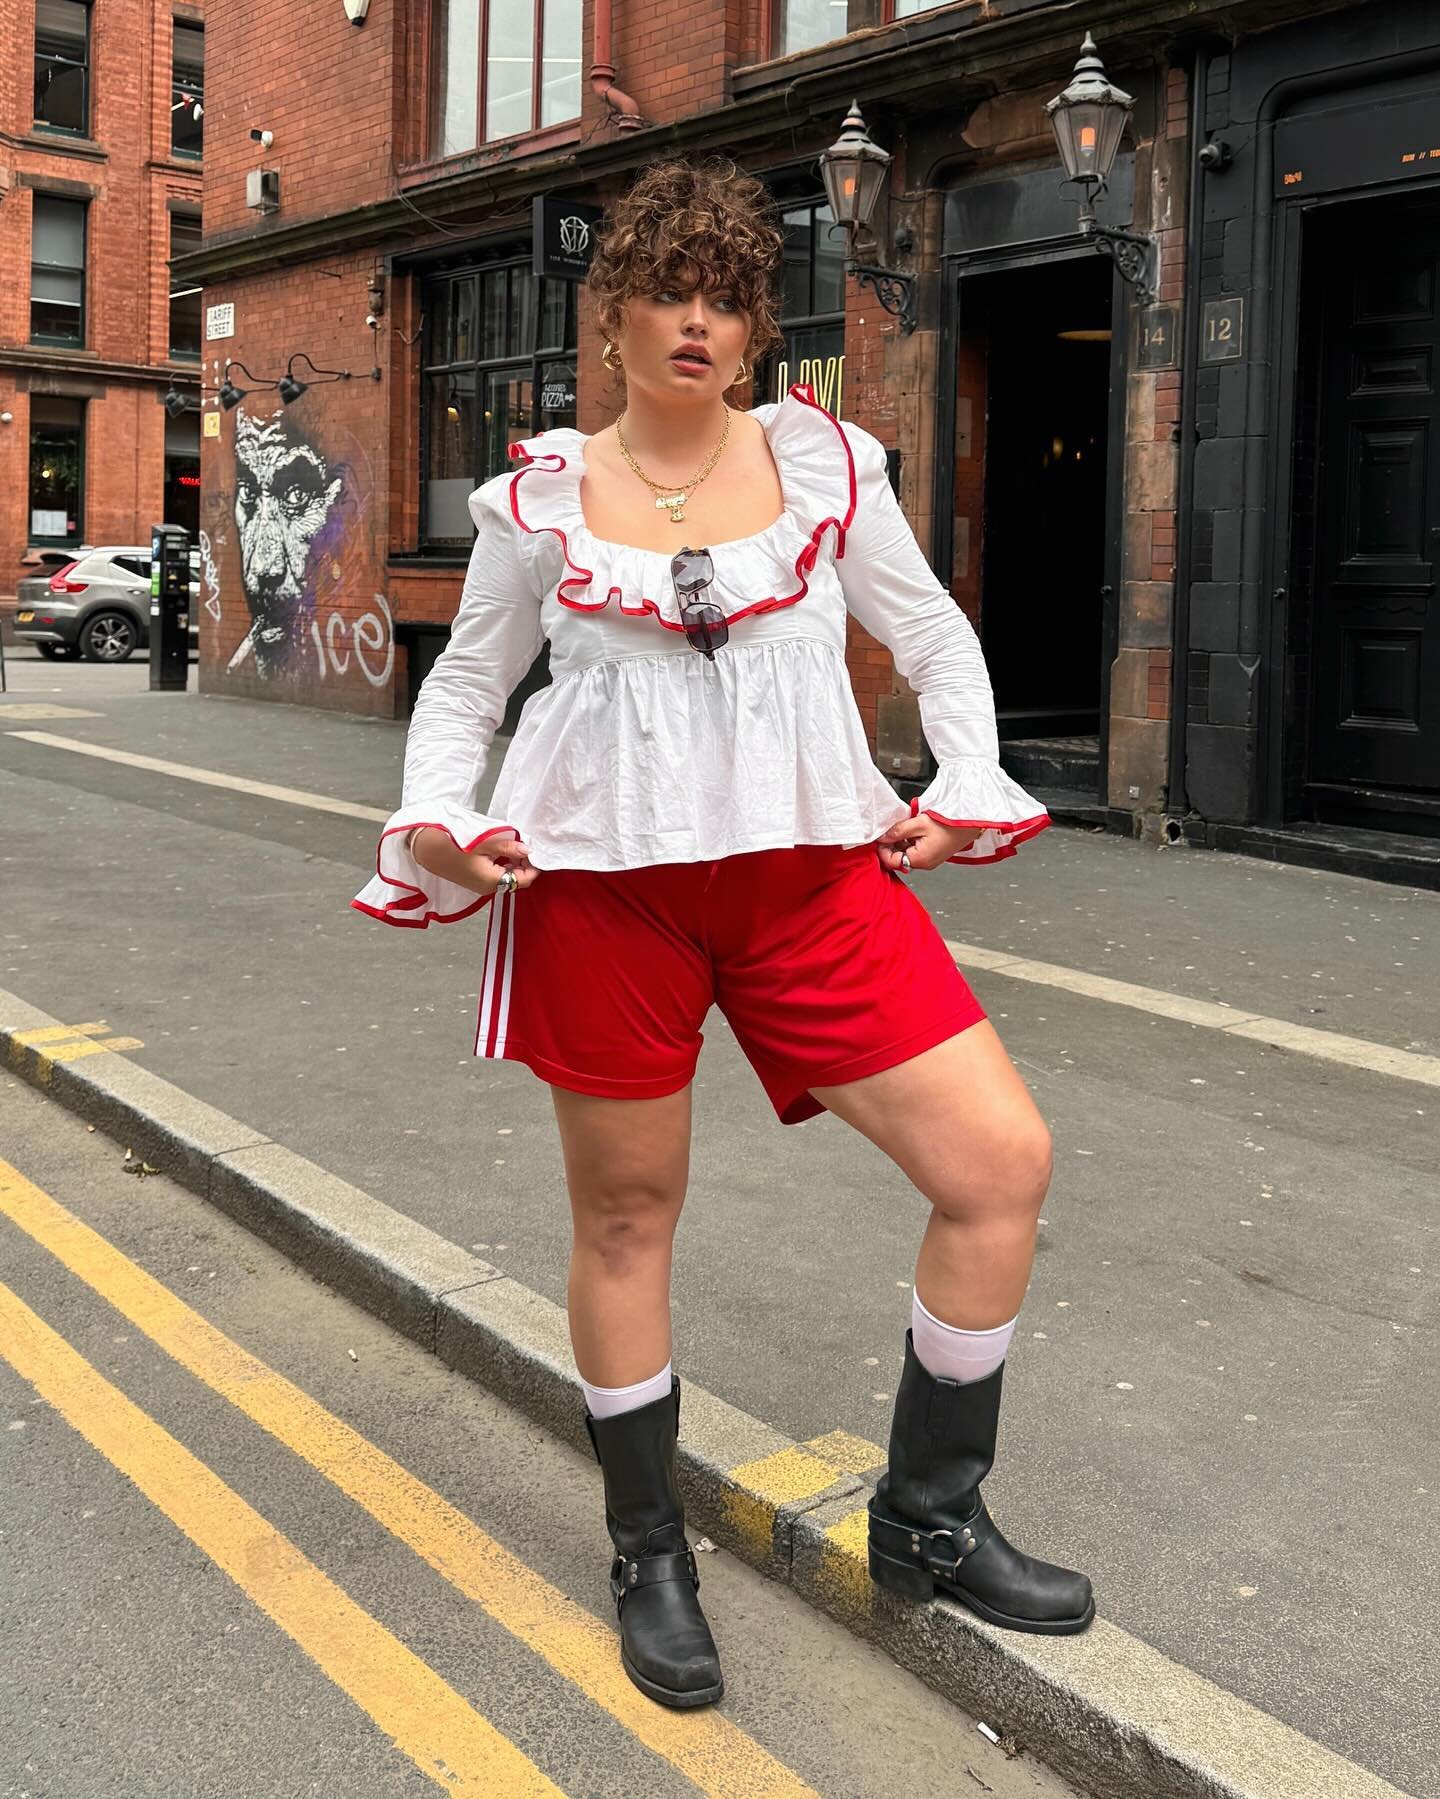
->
<box><xmin>602</xmin><ymin>340</ymin><xmax>622</xmax><ymax>372</ymax></box>
<box><xmin>735</xmin><ymin>357</ymin><xmax>749</xmax><ymax>383</ymax></box>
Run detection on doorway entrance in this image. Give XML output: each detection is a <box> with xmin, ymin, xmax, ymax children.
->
<box><xmin>1297</xmin><ymin>191</ymin><xmax>1440</xmax><ymax>835</ymax></box>
<box><xmin>954</xmin><ymin>256</ymin><xmax>1114</xmax><ymax>773</ymax></box>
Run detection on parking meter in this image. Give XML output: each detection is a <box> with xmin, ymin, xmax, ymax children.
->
<box><xmin>149</xmin><ymin>522</ymin><xmax>190</xmax><ymax>691</ymax></box>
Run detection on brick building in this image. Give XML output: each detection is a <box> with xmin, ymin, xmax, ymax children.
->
<box><xmin>180</xmin><ymin>0</ymin><xmax>1440</xmax><ymax>879</ymax></box>
<box><xmin>1</xmin><ymin>0</ymin><xmax>205</xmax><ymax>613</ymax></box>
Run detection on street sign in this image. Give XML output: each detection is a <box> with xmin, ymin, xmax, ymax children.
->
<box><xmin>532</xmin><ymin>197</ymin><xmax>603</xmax><ymax>281</ymax></box>
<box><xmin>206</xmin><ymin>303</ymin><xmax>235</xmax><ymax>341</ymax></box>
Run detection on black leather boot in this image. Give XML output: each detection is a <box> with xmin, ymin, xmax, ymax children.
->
<box><xmin>584</xmin><ymin>1376</ymin><xmax>724</xmax><ymax>1707</ymax></box>
<box><xmin>868</xmin><ymin>1330</ymin><xmax>1095</xmax><ymax>1635</ymax></box>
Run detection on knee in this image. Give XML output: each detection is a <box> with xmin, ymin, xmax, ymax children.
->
<box><xmin>934</xmin><ymin>1115</ymin><xmax>1053</xmax><ymax>1225</ymax></box>
<box><xmin>572</xmin><ymin>1182</ymin><xmax>681</xmax><ymax>1272</ymax></box>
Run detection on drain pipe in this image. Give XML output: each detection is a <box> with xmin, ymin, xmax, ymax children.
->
<box><xmin>591</xmin><ymin>0</ymin><xmax>643</xmax><ymax>131</ymax></box>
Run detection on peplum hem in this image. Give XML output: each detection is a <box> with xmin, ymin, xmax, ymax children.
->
<box><xmin>351</xmin><ymin>801</ymin><xmax>521</xmax><ymax>928</ymax></box>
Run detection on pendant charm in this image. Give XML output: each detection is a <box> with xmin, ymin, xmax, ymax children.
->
<box><xmin>656</xmin><ymin>494</ymin><xmax>687</xmax><ymax>523</ymax></box>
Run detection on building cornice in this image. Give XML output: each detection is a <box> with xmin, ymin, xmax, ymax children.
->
<box><xmin>172</xmin><ymin>0</ymin><xmax>1362</xmax><ymax>287</ymax></box>
<box><xmin>0</xmin><ymin>348</ymin><xmax>202</xmax><ymax>389</ymax></box>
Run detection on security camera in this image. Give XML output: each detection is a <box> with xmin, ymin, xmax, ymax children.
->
<box><xmin>249</xmin><ymin>128</ymin><xmax>274</xmax><ymax>150</ymax></box>
<box><xmin>1197</xmin><ymin>138</ymin><xmax>1232</xmax><ymax>173</ymax></box>
<box><xmin>365</xmin><ymin>312</ymin><xmax>379</xmax><ymax>331</ymax></box>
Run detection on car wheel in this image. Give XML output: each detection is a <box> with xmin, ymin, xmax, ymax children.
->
<box><xmin>80</xmin><ymin>612</ymin><xmax>138</xmax><ymax>662</ymax></box>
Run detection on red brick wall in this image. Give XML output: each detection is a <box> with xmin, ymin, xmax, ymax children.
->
<box><xmin>198</xmin><ymin>252</ymin><xmax>395</xmax><ymax>714</ymax></box>
<box><xmin>0</xmin><ymin>0</ymin><xmax>202</xmax><ymax>604</ymax></box>
<box><xmin>202</xmin><ymin>0</ymin><xmax>395</xmax><ymax>244</ymax></box>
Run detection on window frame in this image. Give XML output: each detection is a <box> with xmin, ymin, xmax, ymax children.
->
<box><xmin>431</xmin><ymin>0</ymin><xmax>582</xmax><ymax>161</ymax></box>
<box><xmin>30</xmin><ymin>193</ymin><xmax>88</xmax><ymax>348</ymax></box>
<box><xmin>27</xmin><ymin>399</ymin><xmax>87</xmax><ymax>550</ymax></box>
<box><xmin>168</xmin><ymin>209</ymin><xmax>203</xmax><ymax>360</ymax></box>
<box><xmin>33</xmin><ymin>0</ymin><xmax>91</xmax><ymax>138</ymax></box>
<box><xmin>417</xmin><ymin>254</ymin><xmax>577</xmax><ymax>552</ymax></box>
<box><xmin>171</xmin><ymin>19</ymin><xmax>205</xmax><ymax>160</ymax></box>
<box><xmin>770</xmin><ymin>0</ymin><xmax>964</xmax><ymax>59</ymax></box>
<box><xmin>754</xmin><ymin>190</ymin><xmax>847</xmax><ymax>411</ymax></box>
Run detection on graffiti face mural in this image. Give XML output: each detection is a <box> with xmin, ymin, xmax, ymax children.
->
<box><xmin>230</xmin><ymin>412</ymin><xmax>343</xmax><ymax>678</ymax></box>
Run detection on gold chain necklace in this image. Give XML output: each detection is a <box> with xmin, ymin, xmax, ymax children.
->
<box><xmin>615</xmin><ymin>406</ymin><xmax>731</xmax><ymax>525</ymax></box>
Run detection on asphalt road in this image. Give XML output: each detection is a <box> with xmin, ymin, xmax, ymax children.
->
<box><xmin>0</xmin><ymin>1076</ymin><xmax>1080</xmax><ymax>1799</ymax></box>
<box><xmin>0</xmin><ymin>648</ymin><xmax>1435</xmax><ymax>1795</ymax></box>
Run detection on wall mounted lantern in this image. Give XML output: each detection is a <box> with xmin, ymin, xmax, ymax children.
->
<box><xmin>277</xmin><ymin>351</ymin><xmax>383</xmax><ymax>406</ymax></box>
<box><xmin>1046</xmin><ymin>34</ymin><xmax>1157</xmax><ymax>305</ymax></box>
<box><xmin>817</xmin><ymin>100</ymin><xmax>917</xmax><ymax>335</ymax></box>
<box><xmin>218</xmin><ymin>361</ymin><xmax>278</xmax><ymax>410</ymax></box>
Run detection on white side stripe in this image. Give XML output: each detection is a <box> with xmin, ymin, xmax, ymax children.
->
<box><xmin>492</xmin><ymin>892</ymin><xmax>516</xmax><ymax>1057</ymax></box>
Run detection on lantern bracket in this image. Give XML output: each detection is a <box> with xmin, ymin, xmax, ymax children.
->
<box><xmin>1075</xmin><ymin>195</ymin><xmax>1157</xmax><ymax>305</ymax></box>
<box><xmin>847</xmin><ymin>261</ymin><xmax>917</xmax><ymax>334</ymax></box>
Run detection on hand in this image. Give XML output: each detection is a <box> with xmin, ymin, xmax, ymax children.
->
<box><xmin>876</xmin><ymin>813</ymin><xmax>983</xmax><ymax>873</ymax></box>
<box><xmin>411</xmin><ymin>828</ymin><xmax>540</xmax><ymax>898</ymax></box>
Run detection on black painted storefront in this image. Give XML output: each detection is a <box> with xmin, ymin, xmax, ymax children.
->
<box><xmin>1180</xmin><ymin>0</ymin><xmax>1440</xmax><ymax>846</ymax></box>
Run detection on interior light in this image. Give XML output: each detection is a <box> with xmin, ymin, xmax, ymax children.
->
<box><xmin>1057</xmin><ymin>329</ymin><xmax>1112</xmax><ymax>342</ymax></box>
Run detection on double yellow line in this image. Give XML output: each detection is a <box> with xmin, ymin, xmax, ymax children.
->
<box><xmin>0</xmin><ymin>1158</ymin><xmax>817</xmax><ymax>1798</ymax></box>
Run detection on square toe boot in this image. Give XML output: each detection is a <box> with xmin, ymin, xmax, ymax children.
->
<box><xmin>867</xmin><ymin>1331</ymin><xmax>1095</xmax><ymax>1635</ymax></box>
<box><xmin>584</xmin><ymin>1376</ymin><xmax>724</xmax><ymax>1707</ymax></box>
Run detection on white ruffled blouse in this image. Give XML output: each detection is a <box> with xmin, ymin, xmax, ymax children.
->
<box><xmin>353</xmin><ymin>382</ymin><xmax>1050</xmax><ymax>927</ymax></box>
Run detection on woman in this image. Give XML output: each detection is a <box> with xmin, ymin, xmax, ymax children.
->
<box><xmin>354</xmin><ymin>157</ymin><xmax>1093</xmax><ymax>1710</ymax></box>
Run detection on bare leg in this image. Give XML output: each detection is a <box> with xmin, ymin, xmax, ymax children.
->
<box><xmin>550</xmin><ymin>1084</ymin><xmax>693</xmax><ymax>1386</ymax></box>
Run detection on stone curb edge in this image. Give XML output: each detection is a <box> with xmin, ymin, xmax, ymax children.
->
<box><xmin>0</xmin><ymin>991</ymin><xmax>1410</xmax><ymax>1799</ymax></box>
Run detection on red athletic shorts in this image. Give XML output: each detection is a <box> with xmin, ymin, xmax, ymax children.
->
<box><xmin>473</xmin><ymin>842</ymin><xmax>986</xmax><ymax>1125</ymax></box>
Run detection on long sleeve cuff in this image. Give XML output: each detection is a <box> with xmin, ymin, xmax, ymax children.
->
<box><xmin>351</xmin><ymin>800</ymin><xmax>520</xmax><ymax>928</ymax></box>
<box><xmin>910</xmin><ymin>759</ymin><xmax>1052</xmax><ymax>866</ymax></box>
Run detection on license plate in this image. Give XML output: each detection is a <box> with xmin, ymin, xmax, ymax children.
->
<box><xmin>16</xmin><ymin>611</ymin><xmax>34</xmax><ymax>623</ymax></box>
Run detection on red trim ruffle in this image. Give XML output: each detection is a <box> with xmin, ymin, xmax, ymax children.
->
<box><xmin>907</xmin><ymin>797</ymin><xmax>1054</xmax><ymax>866</ymax></box>
<box><xmin>505</xmin><ymin>382</ymin><xmax>858</xmax><ymax>631</ymax></box>
<box><xmin>350</xmin><ymin>820</ymin><xmax>520</xmax><ymax>929</ymax></box>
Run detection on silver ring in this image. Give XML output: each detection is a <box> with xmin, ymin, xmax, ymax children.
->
<box><xmin>900</xmin><ymin>851</ymin><xmax>912</xmax><ymax>872</ymax></box>
<box><xmin>496</xmin><ymin>869</ymin><xmax>519</xmax><ymax>898</ymax></box>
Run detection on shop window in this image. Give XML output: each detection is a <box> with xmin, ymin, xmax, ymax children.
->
<box><xmin>755</xmin><ymin>195</ymin><xmax>846</xmax><ymax>414</ymax></box>
<box><xmin>432</xmin><ymin>0</ymin><xmax>581</xmax><ymax>158</ymax></box>
<box><xmin>169</xmin><ymin>212</ymin><xmax>202</xmax><ymax>358</ymax></box>
<box><xmin>31</xmin><ymin>194</ymin><xmax>86</xmax><ymax>346</ymax></box>
<box><xmin>29</xmin><ymin>397</ymin><xmax>85</xmax><ymax>548</ymax></box>
<box><xmin>419</xmin><ymin>259</ymin><xmax>577</xmax><ymax>548</ymax></box>
<box><xmin>34</xmin><ymin>0</ymin><xmax>89</xmax><ymax>135</ymax></box>
<box><xmin>172</xmin><ymin>21</ymin><xmax>204</xmax><ymax>158</ymax></box>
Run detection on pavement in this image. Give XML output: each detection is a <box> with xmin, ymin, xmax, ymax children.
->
<box><xmin>2</xmin><ymin>1076</ymin><xmax>1081</xmax><ymax>1799</ymax></box>
<box><xmin>0</xmin><ymin>646</ymin><xmax>1435</xmax><ymax>1798</ymax></box>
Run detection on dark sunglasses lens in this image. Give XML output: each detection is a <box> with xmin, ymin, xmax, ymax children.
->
<box><xmin>672</xmin><ymin>550</ymin><xmax>714</xmax><ymax>593</ymax></box>
<box><xmin>683</xmin><ymin>602</ymin><xmax>727</xmax><ymax>655</ymax></box>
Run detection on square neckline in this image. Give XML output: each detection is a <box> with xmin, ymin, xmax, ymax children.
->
<box><xmin>569</xmin><ymin>398</ymin><xmax>795</xmax><ymax>556</ymax></box>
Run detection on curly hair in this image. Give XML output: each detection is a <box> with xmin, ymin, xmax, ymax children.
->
<box><xmin>587</xmin><ymin>157</ymin><xmax>785</xmax><ymax>370</ymax></box>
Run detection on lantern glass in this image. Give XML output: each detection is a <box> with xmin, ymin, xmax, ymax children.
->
<box><xmin>819</xmin><ymin>102</ymin><xmax>892</xmax><ymax>238</ymax></box>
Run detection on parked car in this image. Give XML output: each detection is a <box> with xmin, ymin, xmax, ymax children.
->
<box><xmin>14</xmin><ymin>545</ymin><xmax>201</xmax><ymax>662</ymax></box>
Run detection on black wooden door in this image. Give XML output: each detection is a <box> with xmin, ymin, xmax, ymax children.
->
<box><xmin>1310</xmin><ymin>198</ymin><xmax>1440</xmax><ymax>802</ymax></box>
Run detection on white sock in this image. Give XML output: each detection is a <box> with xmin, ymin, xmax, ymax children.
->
<box><xmin>580</xmin><ymin>1360</ymin><xmax>673</xmax><ymax>1420</ymax></box>
<box><xmin>911</xmin><ymin>1291</ymin><xmax>1016</xmax><ymax>1384</ymax></box>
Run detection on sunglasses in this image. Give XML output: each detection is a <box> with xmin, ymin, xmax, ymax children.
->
<box><xmin>671</xmin><ymin>547</ymin><xmax>727</xmax><ymax>660</ymax></box>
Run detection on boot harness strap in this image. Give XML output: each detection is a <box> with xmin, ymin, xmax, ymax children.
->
<box><xmin>871</xmin><ymin>1508</ymin><xmax>994</xmax><ymax>1576</ymax></box>
<box><xmin>611</xmin><ymin>1547</ymin><xmax>700</xmax><ymax>1594</ymax></box>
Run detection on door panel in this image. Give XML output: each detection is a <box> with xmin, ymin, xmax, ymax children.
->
<box><xmin>1310</xmin><ymin>197</ymin><xmax>1440</xmax><ymax>796</ymax></box>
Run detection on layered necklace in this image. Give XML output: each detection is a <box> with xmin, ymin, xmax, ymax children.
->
<box><xmin>615</xmin><ymin>405</ymin><xmax>731</xmax><ymax>525</ymax></box>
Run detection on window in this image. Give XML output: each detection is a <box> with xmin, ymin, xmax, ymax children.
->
<box><xmin>31</xmin><ymin>195</ymin><xmax>86</xmax><ymax>345</ymax></box>
<box><xmin>172</xmin><ymin>21</ymin><xmax>204</xmax><ymax>158</ymax></box>
<box><xmin>756</xmin><ymin>196</ymin><xmax>846</xmax><ymax>413</ymax></box>
<box><xmin>433</xmin><ymin>0</ymin><xmax>582</xmax><ymax>157</ymax></box>
<box><xmin>34</xmin><ymin>0</ymin><xmax>90</xmax><ymax>134</ymax></box>
<box><xmin>169</xmin><ymin>212</ymin><xmax>202</xmax><ymax>358</ymax></box>
<box><xmin>28</xmin><ymin>397</ymin><xmax>85</xmax><ymax>547</ymax></box>
<box><xmin>419</xmin><ymin>259</ymin><xmax>577</xmax><ymax>547</ymax></box>
<box><xmin>774</xmin><ymin>0</ymin><xmax>951</xmax><ymax>56</ymax></box>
